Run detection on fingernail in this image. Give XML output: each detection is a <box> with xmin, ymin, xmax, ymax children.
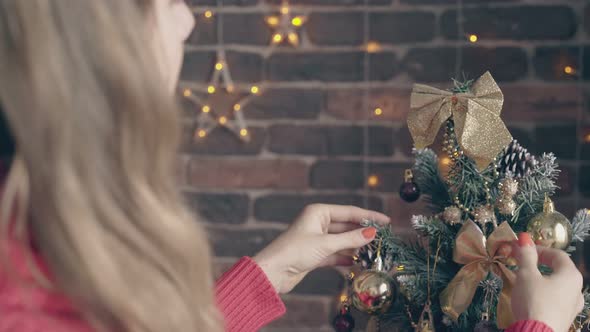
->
<box><xmin>362</xmin><ymin>227</ymin><xmax>377</xmax><ymax>240</ymax></box>
<box><xmin>518</xmin><ymin>232</ymin><xmax>534</xmax><ymax>247</ymax></box>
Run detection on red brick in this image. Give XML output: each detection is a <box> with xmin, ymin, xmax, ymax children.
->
<box><xmin>267</xmin><ymin>0</ymin><xmax>391</xmax><ymax>4</ymax></box>
<box><xmin>254</xmin><ymin>193</ymin><xmax>384</xmax><ymax>223</ymax></box>
<box><xmin>247</xmin><ymin>89</ymin><xmax>322</xmax><ymax>120</ymax></box>
<box><xmin>208</xmin><ymin>227</ymin><xmax>281</xmax><ymax>257</ymax></box>
<box><xmin>534</xmin><ymin>124</ymin><xmax>577</xmax><ymax>160</ymax></box>
<box><xmin>268</xmin><ymin>125</ymin><xmax>394</xmax><ymax>156</ymax></box>
<box><xmin>268</xmin><ymin>52</ymin><xmax>398</xmax><ymax>82</ymax></box>
<box><xmin>534</xmin><ymin>46</ymin><xmax>589</xmax><ymax>81</ymax></box>
<box><xmin>502</xmin><ymin>85</ymin><xmax>581</xmax><ymax>122</ymax></box>
<box><xmin>223</xmin><ymin>13</ymin><xmax>271</xmax><ymax>46</ymax></box>
<box><xmin>404</xmin><ymin>47</ymin><xmax>528</xmax><ymax>82</ymax></box>
<box><xmin>181</xmin><ymin>125</ymin><xmax>267</xmax><ymax>156</ymax></box>
<box><xmin>187</xmin><ymin>14</ymin><xmax>217</xmax><ymax>46</ymax></box>
<box><xmin>325</xmin><ymin>88</ymin><xmax>411</xmax><ymax>122</ymax></box>
<box><xmin>370</xmin><ymin>12</ymin><xmax>435</xmax><ymax>44</ymax></box>
<box><xmin>311</xmin><ymin>161</ymin><xmax>411</xmax><ymax>192</ymax></box>
<box><xmin>185</xmin><ymin>192</ymin><xmax>250</xmax><ymax>224</ymax></box>
<box><xmin>441</xmin><ymin>6</ymin><xmax>576</xmax><ymax>41</ymax></box>
<box><xmin>188</xmin><ymin>158</ymin><xmax>309</xmax><ymax>190</ymax></box>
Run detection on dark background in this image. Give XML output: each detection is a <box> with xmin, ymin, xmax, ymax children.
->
<box><xmin>180</xmin><ymin>1</ymin><xmax>590</xmax><ymax>330</ymax></box>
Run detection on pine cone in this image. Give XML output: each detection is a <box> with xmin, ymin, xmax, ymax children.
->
<box><xmin>497</xmin><ymin>140</ymin><xmax>537</xmax><ymax>178</ymax></box>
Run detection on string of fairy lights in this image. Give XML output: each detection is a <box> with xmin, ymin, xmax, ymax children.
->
<box><xmin>182</xmin><ymin>0</ymin><xmax>306</xmax><ymax>142</ymax></box>
<box><xmin>183</xmin><ymin>1</ymin><xmax>585</xmax><ymax>192</ymax></box>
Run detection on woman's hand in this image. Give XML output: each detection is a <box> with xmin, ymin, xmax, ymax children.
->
<box><xmin>510</xmin><ymin>233</ymin><xmax>584</xmax><ymax>332</ymax></box>
<box><xmin>253</xmin><ymin>204</ymin><xmax>390</xmax><ymax>294</ymax></box>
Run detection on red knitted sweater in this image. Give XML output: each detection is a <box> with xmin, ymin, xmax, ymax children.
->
<box><xmin>0</xmin><ymin>235</ymin><xmax>285</xmax><ymax>332</ymax></box>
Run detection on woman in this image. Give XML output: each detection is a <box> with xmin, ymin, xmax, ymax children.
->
<box><xmin>0</xmin><ymin>1</ymin><xmax>583</xmax><ymax>332</ymax></box>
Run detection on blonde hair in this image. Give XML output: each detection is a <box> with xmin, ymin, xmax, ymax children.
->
<box><xmin>0</xmin><ymin>1</ymin><xmax>221</xmax><ymax>331</ymax></box>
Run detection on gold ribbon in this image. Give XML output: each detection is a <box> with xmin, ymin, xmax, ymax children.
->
<box><xmin>440</xmin><ymin>220</ymin><xmax>517</xmax><ymax>329</ymax></box>
<box><xmin>408</xmin><ymin>71</ymin><xmax>512</xmax><ymax>171</ymax></box>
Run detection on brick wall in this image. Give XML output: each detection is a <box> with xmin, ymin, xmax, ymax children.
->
<box><xmin>180</xmin><ymin>1</ymin><xmax>590</xmax><ymax>330</ymax></box>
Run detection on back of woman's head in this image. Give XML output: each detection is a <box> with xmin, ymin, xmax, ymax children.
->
<box><xmin>0</xmin><ymin>1</ymin><xmax>221</xmax><ymax>331</ymax></box>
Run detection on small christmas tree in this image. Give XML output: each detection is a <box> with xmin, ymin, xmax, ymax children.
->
<box><xmin>334</xmin><ymin>72</ymin><xmax>590</xmax><ymax>332</ymax></box>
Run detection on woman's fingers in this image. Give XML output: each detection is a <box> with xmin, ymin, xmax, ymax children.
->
<box><xmin>324</xmin><ymin>227</ymin><xmax>377</xmax><ymax>253</ymax></box>
<box><xmin>319</xmin><ymin>254</ymin><xmax>355</xmax><ymax>267</ymax></box>
<box><xmin>512</xmin><ymin>233</ymin><xmax>542</xmax><ymax>278</ymax></box>
<box><xmin>537</xmin><ymin>246</ymin><xmax>582</xmax><ymax>284</ymax></box>
<box><xmin>314</xmin><ymin>204</ymin><xmax>390</xmax><ymax>225</ymax></box>
<box><xmin>328</xmin><ymin>222</ymin><xmax>363</xmax><ymax>234</ymax></box>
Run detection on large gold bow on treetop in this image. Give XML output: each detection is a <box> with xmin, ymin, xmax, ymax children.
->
<box><xmin>440</xmin><ymin>220</ymin><xmax>517</xmax><ymax>329</ymax></box>
<box><xmin>408</xmin><ymin>71</ymin><xmax>513</xmax><ymax>171</ymax></box>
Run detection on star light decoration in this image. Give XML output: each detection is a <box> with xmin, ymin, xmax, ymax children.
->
<box><xmin>183</xmin><ymin>50</ymin><xmax>260</xmax><ymax>142</ymax></box>
<box><xmin>265</xmin><ymin>1</ymin><xmax>307</xmax><ymax>47</ymax></box>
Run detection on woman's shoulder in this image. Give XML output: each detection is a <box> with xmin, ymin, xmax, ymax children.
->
<box><xmin>0</xmin><ymin>309</ymin><xmax>95</xmax><ymax>332</ymax></box>
<box><xmin>0</xmin><ymin>239</ymin><xmax>93</xmax><ymax>332</ymax></box>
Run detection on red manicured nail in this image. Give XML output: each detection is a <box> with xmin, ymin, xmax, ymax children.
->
<box><xmin>362</xmin><ymin>227</ymin><xmax>377</xmax><ymax>240</ymax></box>
<box><xmin>518</xmin><ymin>232</ymin><xmax>534</xmax><ymax>247</ymax></box>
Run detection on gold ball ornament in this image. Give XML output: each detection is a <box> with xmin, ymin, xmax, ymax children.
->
<box><xmin>351</xmin><ymin>269</ymin><xmax>396</xmax><ymax>315</ymax></box>
<box><xmin>527</xmin><ymin>196</ymin><xmax>572</xmax><ymax>250</ymax></box>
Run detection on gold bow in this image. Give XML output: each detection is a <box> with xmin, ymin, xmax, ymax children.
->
<box><xmin>440</xmin><ymin>220</ymin><xmax>517</xmax><ymax>329</ymax></box>
<box><xmin>408</xmin><ymin>71</ymin><xmax>512</xmax><ymax>171</ymax></box>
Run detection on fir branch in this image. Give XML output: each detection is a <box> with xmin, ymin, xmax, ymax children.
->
<box><xmin>412</xmin><ymin>149</ymin><xmax>451</xmax><ymax>212</ymax></box>
<box><xmin>572</xmin><ymin>209</ymin><xmax>590</xmax><ymax>243</ymax></box>
<box><xmin>512</xmin><ymin>153</ymin><xmax>560</xmax><ymax>230</ymax></box>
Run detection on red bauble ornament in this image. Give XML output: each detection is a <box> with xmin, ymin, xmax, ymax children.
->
<box><xmin>399</xmin><ymin>169</ymin><xmax>421</xmax><ymax>203</ymax></box>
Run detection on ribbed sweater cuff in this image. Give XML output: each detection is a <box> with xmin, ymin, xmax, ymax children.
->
<box><xmin>216</xmin><ymin>257</ymin><xmax>286</xmax><ymax>332</ymax></box>
<box><xmin>506</xmin><ymin>320</ymin><xmax>554</xmax><ymax>332</ymax></box>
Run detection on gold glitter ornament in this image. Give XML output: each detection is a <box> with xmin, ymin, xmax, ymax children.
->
<box><xmin>499</xmin><ymin>177</ymin><xmax>518</xmax><ymax>197</ymax></box>
<box><xmin>408</xmin><ymin>71</ymin><xmax>512</xmax><ymax>171</ymax></box>
<box><xmin>527</xmin><ymin>196</ymin><xmax>572</xmax><ymax>250</ymax></box>
<box><xmin>497</xmin><ymin>198</ymin><xmax>517</xmax><ymax>216</ymax></box>
<box><xmin>443</xmin><ymin>206</ymin><xmax>463</xmax><ymax>225</ymax></box>
<box><xmin>474</xmin><ymin>205</ymin><xmax>497</xmax><ymax>227</ymax></box>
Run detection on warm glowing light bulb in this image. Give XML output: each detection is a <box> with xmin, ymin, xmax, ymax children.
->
<box><xmin>227</xmin><ymin>85</ymin><xmax>235</xmax><ymax>93</ymax></box>
<box><xmin>215</xmin><ymin>62</ymin><xmax>224</xmax><ymax>71</ymax></box>
<box><xmin>280</xmin><ymin>6</ymin><xmax>289</xmax><ymax>15</ymax></box>
<box><xmin>183</xmin><ymin>89</ymin><xmax>192</xmax><ymax>97</ymax></box>
<box><xmin>250</xmin><ymin>86</ymin><xmax>260</xmax><ymax>94</ymax></box>
<box><xmin>291</xmin><ymin>17</ymin><xmax>303</xmax><ymax>27</ymax></box>
<box><xmin>233</xmin><ymin>104</ymin><xmax>242</xmax><ymax>111</ymax></box>
<box><xmin>374</xmin><ymin>107</ymin><xmax>383</xmax><ymax>116</ymax></box>
<box><xmin>266</xmin><ymin>16</ymin><xmax>279</xmax><ymax>27</ymax></box>
<box><xmin>339</xmin><ymin>294</ymin><xmax>348</xmax><ymax>303</ymax></box>
<box><xmin>469</xmin><ymin>34</ymin><xmax>478</xmax><ymax>43</ymax></box>
<box><xmin>272</xmin><ymin>33</ymin><xmax>283</xmax><ymax>44</ymax></box>
<box><xmin>441</xmin><ymin>156</ymin><xmax>452</xmax><ymax>166</ymax></box>
<box><xmin>240</xmin><ymin>129</ymin><xmax>248</xmax><ymax>137</ymax></box>
<box><xmin>367</xmin><ymin>175</ymin><xmax>379</xmax><ymax>187</ymax></box>
<box><xmin>366</xmin><ymin>41</ymin><xmax>381</xmax><ymax>53</ymax></box>
<box><xmin>584</xmin><ymin>133</ymin><xmax>590</xmax><ymax>143</ymax></box>
<box><xmin>207</xmin><ymin>85</ymin><xmax>216</xmax><ymax>94</ymax></box>
<box><xmin>288</xmin><ymin>32</ymin><xmax>299</xmax><ymax>45</ymax></box>
<box><xmin>219</xmin><ymin>116</ymin><xmax>228</xmax><ymax>125</ymax></box>
<box><xmin>202</xmin><ymin>105</ymin><xmax>211</xmax><ymax>113</ymax></box>
<box><xmin>564</xmin><ymin>66</ymin><xmax>575</xmax><ymax>75</ymax></box>
<box><xmin>197</xmin><ymin>130</ymin><xmax>207</xmax><ymax>138</ymax></box>
<box><xmin>204</xmin><ymin>10</ymin><xmax>213</xmax><ymax>19</ymax></box>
